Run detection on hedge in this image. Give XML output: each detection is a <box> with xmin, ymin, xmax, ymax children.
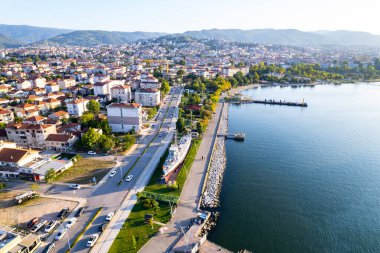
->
<box><xmin>137</xmin><ymin>191</ymin><xmax>179</xmax><ymax>204</ymax></box>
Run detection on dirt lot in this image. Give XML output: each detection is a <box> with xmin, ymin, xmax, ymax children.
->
<box><xmin>52</xmin><ymin>157</ymin><xmax>116</xmax><ymax>184</ymax></box>
<box><xmin>0</xmin><ymin>192</ymin><xmax>77</xmax><ymax>228</ymax></box>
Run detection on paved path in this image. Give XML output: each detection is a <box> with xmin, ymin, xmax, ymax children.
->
<box><xmin>139</xmin><ymin>100</ymin><xmax>224</xmax><ymax>253</ymax></box>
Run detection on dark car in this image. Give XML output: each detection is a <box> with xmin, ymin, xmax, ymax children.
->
<box><xmin>26</xmin><ymin>217</ymin><xmax>38</xmax><ymax>228</ymax></box>
<box><xmin>75</xmin><ymin>207</ymin><xmax>85</xmax><ymax>217</ymax></box>
<box><xmin>42</xmin><ymin>242</ymin><xmax>55</xmax><ymax>253</ymax></box>
<box><xmin>98</xmin><ymin>222</ymin><xmax>108</xmax><ymax>232</ymax></box>
<box><xmin>57</xmin><ymin>208</ymin><xmax>70</xmax><ymax>220</ymax></box>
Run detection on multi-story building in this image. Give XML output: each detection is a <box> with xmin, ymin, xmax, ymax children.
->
<box><xmin>107</xmin><ymin>103</ymin><xmax>142</xmax><ymax>133</ymax></box>
<box><xmin>66</xmin><ymin>98</ymin><xmax>89</xmax><ymax>116</ymax></box>
<box><xmin>46</xmin><ymin>83</ymin><xmax>60</xmax><ymax>93</ymax></box>
<box><xmin>94</xmin><ymin>80</ymin><xmax>124</xmax><ymax>101</ymax></box>
<box><xmin>0</xmin><ymin>109</ymin><xmax>14</xmax><ymax>124</ymax></box>
<box><xmin>5</xmin><ymin>123</ymin><xmax>57</xmax><ymax>149</ymax></box>
<box><xmin>111</xmin><ymin>85</ymin><xmax>132</xmax><ymax>103</ymax></box>
<box><xmin>135</xmin><ymin>88</ymin><xmax>161</xmax><ymax>107</ymax></box>
<box><xmin>16</xmin><ymin>79</ymin><xmax>33</xmax><ymax>90</ymax></box>
<box><xmin>139</xmin><ymin>74</ymin><xmax>161</xmax><ymax>89</ymax></box>
<box><xmin>58</xmin><ymin>77</ymin><xmax>76</xmax><ymax>89</ymax></box>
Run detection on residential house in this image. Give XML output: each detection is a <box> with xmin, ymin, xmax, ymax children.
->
<box><xmin>48</xmin><ymin>110</ymin><xmax>69</xmax><ymax>121</ymax></box>
<box><xmin>45</xmin><ymin>134</ymin><xmax>78</xmax><ymax>151</ymax></box>
<box><xmin>5</xmin><ymin>123</ymin><xmax>57</xmax><ymax>149</ymax></box>
<box><xmin>0</xmin><ymin>109</ymin><xmax>14</xmax><ymax>124</ymax></box>
<box><xmin>46</xmin><ymin>83</ymin><xmax>60</xmax><ymax>93</ymax></box>
<box><xmin>58</xmin><ymin>77</ymin><xmax>76</xmax><ymax>89</ymax></box>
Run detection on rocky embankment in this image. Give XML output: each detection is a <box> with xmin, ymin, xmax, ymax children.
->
<box><xmin>201</xmin><ymin>103</ymin><xmax>228</xmax><ymax>209</ymax></box>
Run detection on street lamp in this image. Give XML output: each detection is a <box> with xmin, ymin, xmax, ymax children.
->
<box><xmin>56</xmin><ymin>221</ymin><xmax>71</xmax><ymax>250</ymax></box>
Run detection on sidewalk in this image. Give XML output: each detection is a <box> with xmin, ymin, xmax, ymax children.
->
<box><xmin>139</xmin><ymin>101</ymin><xmax>224</xmax><ymax>253</ymax></box>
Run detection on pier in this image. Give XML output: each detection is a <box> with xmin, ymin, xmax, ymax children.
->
<box><xmin>217</xmin><ymin>133</ymin><xmax>245</xmax><ymax>140</ymax></box>
<box><xmin>229</xmin><ymin>97</ymin><xmax>308</xmax><ymax>107</ymax></box>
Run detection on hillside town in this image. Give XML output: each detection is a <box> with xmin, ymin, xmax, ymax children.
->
<box><xmin>1</xmin><ymin>36</ymin><xmax>380</xmax><ymax>253</ymax></box>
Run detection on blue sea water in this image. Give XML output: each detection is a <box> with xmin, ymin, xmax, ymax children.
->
<box><xmin>208</xmin><ymin>84</ymin><xmax>380</xmax><ymax>253</ymax></box>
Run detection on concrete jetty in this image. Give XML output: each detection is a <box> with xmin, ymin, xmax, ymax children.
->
<box><xmin>230</xmin><ymin>98</ymin><xmax>308</xmax><ymax>107</ymax></box>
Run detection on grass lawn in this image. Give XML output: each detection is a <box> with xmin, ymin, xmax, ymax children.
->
<box><xmin>52</xmin><ymin>158</ymin><xmax>116</xmax><ymax>184</ymax></box>
<box><xmin>144</xmin><ymin>139</ymin><xmax>201</xmax><ymax>197</ymax></box>
<box><xmin>109</xmin><ymin>201</ymin><xmax>171</xmax><ymax>253</ymax></box>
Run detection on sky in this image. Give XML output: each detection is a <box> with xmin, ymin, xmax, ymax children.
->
<box><xmin>1</xmin><ymin>0</ymin><xmax>380</xmax><ymax>34</ymax></box>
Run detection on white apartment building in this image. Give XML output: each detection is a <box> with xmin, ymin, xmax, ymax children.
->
<box><xmin>139</xmin><ymin>74</ymin><xmax>161</xmax><ymax>89</ymax></box>
<box><xmin>111</xmin><ymin>85</ymin><xmax>132</xmax><ymax>103</ymax></box>
<box><xmin>135</xmin><ymin>88</ymin><xmax>161</xmax><ymax>107</ymax></box>
<box><xmin>94</xmin><ymin>80</ymin><xmax>125</xmax><ymax>100</ymax></box>
<box><xmin>66</xmin><ymin>98</ymin><xmax>89</xmax><ymax>116</ymax></box>
<box><xmin>58</xmin><ymin>77</ymin><xmax>76</xmax><ymax>89</ymax></box>
<box><xmin>45</xmin><ymin>83</ymin><xmax>60</xmax><ymax>93</ymax></box>
<box><xmin>107</xmin><ymin>103</ymin><xmax>142</xmax><ymax>133</ymax></box>
<box><xmin>16</xmin><ymin>80</ymin><xmax>33</xmax><ymax>90</ymax></box>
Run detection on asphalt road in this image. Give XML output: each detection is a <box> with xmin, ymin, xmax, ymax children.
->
<box><xmin>43</xmin><ymin>87</ymin><xmax>183</xmax><ymax>253</ymax></box>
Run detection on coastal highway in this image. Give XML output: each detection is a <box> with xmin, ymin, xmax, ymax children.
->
<box><xmin>39</xmin><ymin>87</ymin><xmax>183</xmax><ymax>253</ymax></box>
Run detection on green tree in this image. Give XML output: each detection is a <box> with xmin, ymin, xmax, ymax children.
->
<box><xmin>122</xmin><ymin>135</ymin><xmax>136</xmax><ymax>151</ymax></box>
<box><xmin>82</xmin><ymin>128</ymin><xmax>101</xmax><ymax>150</ymax></box>
<box><xmin>196</xmin><ymin>121</ymin><xmax>206</xmax><ymax>134</ymax></box>
<box><xmin>45</xmin><ymin>168</ymin><xmax>56</xmax><ymax>183</ymax></box>
<box><xmin>87</xmin><ymin>100</ymin><xmax>100</xmax><ymax>113</ymax></box>
<box><xmin>176</xmin><ymin>117</ymin><xmax>186</xmax><ymax>133</ymax></box>
<box><xmin>80</xmin><ymin>112</ymin><xmax>95</xmax><ymax>126</ymax></box>
<box><xmin>160</xmin><ymin>79</ymin><xmax>170</xmax><ymax>95</ymax></box>
<box><xmin>98</xmin><ymin>135</ymin><xmax>115</xmax><ymax>152</ymax></box>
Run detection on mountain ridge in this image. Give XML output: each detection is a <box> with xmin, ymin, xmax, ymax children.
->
<box><xmin>1</xmin><ymin>24</ymin><xmax>380</xmax><ymax>47</ymax></box>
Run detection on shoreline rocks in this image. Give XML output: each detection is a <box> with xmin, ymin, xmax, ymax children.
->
<box><xmin>201</xmin><ymin>103</ymin><xmax>228</xmax><ymax>209</ymax></box>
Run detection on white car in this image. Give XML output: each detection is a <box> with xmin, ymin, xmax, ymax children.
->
<box><xmin>45</xmin><ymin>220</ymin><xmax>58</xmax><ymax>233</ymax></box>
<box><xmin>65</xmin><ymin>218</ymin><xmax>77</xmax><ymax>229</ymax></box>
<box><xmin>88</xmin><ymin>151</ymin><xmax>96</xmax><ymax>155</ymax></box>
<box><xmin>86</xmin><ymin>233</ymin><xmax>99</xmax><ymax>247</ymax></box>
<box><xmin>55</xmin><ymin>229</ymin><xmax>66</xmax><ymax>240</ymax></box>
<box><xmin>70</xmin><ymin>184</ymin><xmax>81</xmax><ymax>189</ymax></box>
<box><xmin>125</xmin><ymin>175</ymin><xmax>133</xmax><ymax>182</ymax></box>
<box><xmin>105</xmin><ymin>212</ymin><xmax>115</xmax><ymax>221</ymax></box>
<box><xmin>109</xmin><ymin>171</ymin><xmax>116</xmax><ymax>178</ymax></box>
<box><xmin>30</xmin><ymin>220</ymin><xmax>47</xmax><ymax>233</ymax></box>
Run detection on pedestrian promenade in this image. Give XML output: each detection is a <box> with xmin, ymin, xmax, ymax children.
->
<box><xmin>139</xmin><ymin>101</ymin><xmax>224</xmax><ymax>253</ymax></box>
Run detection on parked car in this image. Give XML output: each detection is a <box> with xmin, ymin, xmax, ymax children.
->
<box><xmin>55</xmin><ymin>229</ymin><xmax>66</xmax><ymax>240</ymax></box>
<box><xmin>30</xmin><ymin>220</ymin><xmax>47</xmax><ymax>233</ymax></box>
<box><xmin>69</xmin><ymin>184</ymin><xmax>81</xmax><ymax>189</ymax></box>
<box><xmin>57</xmin><ymin>208</ymin><xmax>70</xmax><ymax>220</ymax></box>
<box><xmin>26</xmin><ymin>217</ymin><xmax>38</xmax><ymax>228</ymax></box>
<box><xmin>109</xmin><ymin>171</ymin><xmax>116</xmax><ymax>178</ymax></box>
<box><xmin>99</xmin><ymin>222</ymin><xmax>108</xmax><ymax>232</ymax></box>
<box><xmin>88</xmin><ymin>151</ymin><xmax>96</xmax><ymax>155</ymax></box>
<box><xmin>45</xmin><ymin>220</ymin><xmax>58</xmax><ymax>233</ymax></box>
<box><xmin>105</xmin><ymin>212</ymin><xmax>115</xmax><ymax>221</ymax></box>
<box><xmin>75</xmin><ymin>207</ymin><xmax>85</xmax><ymax>217</ymax></box>
<box><xmin>125</xmin><ymin>175</ymin><xmax>133</xmax><ymax>182</ymax></box>
<box><xmin>86</xmin><ymin>233</ymin><xmax>99</xmax><ymax>247</ymax></box>
<box><xmin>65</xmin><ymin>218</ymin><xmax>77</xmax><ymax>229</ymax></box>
<box><xmin>42</xmin><ymin>242</ymin><xmax>55</xmax><ymax>253</ymax></box>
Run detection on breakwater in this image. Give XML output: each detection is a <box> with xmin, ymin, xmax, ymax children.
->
<box><xmin>201</xmin><ymin>103</ymin><xmax>228</xmax><ymax>209</ymax></box>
